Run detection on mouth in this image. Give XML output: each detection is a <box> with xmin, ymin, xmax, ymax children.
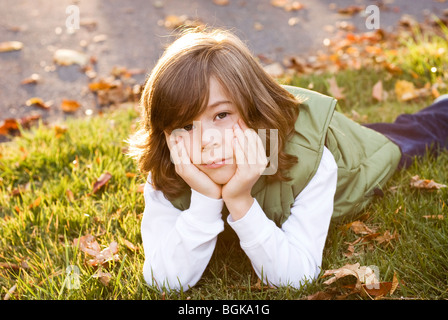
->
<box><xmin>201</xmin><ymin>158</ymin><xmax>229</xmax><ymax>169</ymax></box>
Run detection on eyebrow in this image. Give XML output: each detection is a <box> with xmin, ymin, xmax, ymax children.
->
<box><xmin>207</xmin><ymin>100</ymin><xmax>232</xmax><ymax>109</ymax></box>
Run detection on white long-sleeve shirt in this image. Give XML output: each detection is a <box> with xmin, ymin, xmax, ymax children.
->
<box><xmin>141</xmin><ymin>147</ymin><xmax>338</xmax><ymax>291</ymax></box>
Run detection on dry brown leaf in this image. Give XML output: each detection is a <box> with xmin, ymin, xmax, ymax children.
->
<box><xmin>213</xmin><ymin>0</ymin><xmax>229</xmax><ymax>5</ymax></box>
<box><xmin>327</xmin><ymin>76</ymin><xmax>345</xmax><ymax>100</ymax></box>
<box><xmin>0</xmin><ymin>119</ymin><xmax>19</xmax><ymax>136</ymax></box>
<box><xmin>3</xmin><ymin>283</ymin><xmax>17</xmax><ymax>300</ymax></box>
<box><xmin>395</xmin><ymin>80</ymin><xmax>418</xmax><ymax>101</ymax></box>
<box><xmin>322</xmin><ymin>264</ymin><xmax>399</xmax><ymax>299</ymax></box>
<box><xmin>54</xmin><ymin>125</ymin><xmax>68</xmax><ymax>137</ymax></box>
<box><xmin>372</xmin><ymin>80</ymin><xmax>384</xmax><ymax>102</ymax></box>
<box><xmin>0</xmin><ymin>41</ymin><xmax>23</xmax><ymax>52</ymax></box>
<box><xmin>346</xmin><ymin>220</ymin><xmax>375</xmax><ymax>235</ymax></box>
<box><xmin>306</xmin><ymin>290</ymin><xmax>334</xmax><ymax>300</ymax></box>
<box><xmin>374</xmin><ymin>230</ymin><xmax>398</xmax><ymax>248</ymax></box>
<box><xmin>270</xmin><ymin>0</ymin><xmax>304</xmax><ymax>11</ymax></box>
<box><xmin>87</xmin><ymin>241</ymin><xmax>119</xmax><ymax>267</ymax></box>
<box><xmin>73</xmin><ymin>235</ymin><xmax>119</xmax><ymax>267</ymax></box>
<box><xmin>61</xmin><ymin>99</ymin><xmax>81</xmax><ymax>113</ymax></box>
<box><xmin>25</xmin><ymin>97</ymin><xmax>50</xmax><ymax>110</ymax></box>
<box><xmin>338</xmin><ymin>5</ymin><xmax>363</xmax><ymax>15</ymax></box>
<box><xmin>74</xmin><ymin>234</ymin><xmax>101</xmax><ymax>257</ymax></box>
<box><xmin>93</xmin><ymin>269</ymin><xmax>112</xmax><ymax>286</ymax></box>
<box><xmin>21</xmin><ymin>73</ymin><xmax>41</xmax><ymax>85</ymax></box>
<box><xmin>54</xmin><ymin>49</ymin><xmax>88</xmax><ymax>66</ymax></box>
<box><xmin>422</xmin><ymin>215</ymin><xmax>444</xmax><ymax>220</ymax></box>
<box><xmin>123</xmin><ymin>239</ymin><xmax>138</xmax><ymax>251</ymax></box>
<box><xmin>410</xmin><ymin>175</ymin><xmax>447</xmax><ymax>189</ymax></box>
<box><xmin>91</xmin><ymin>172</ymin><xmax>112</xmax><ymax>194</ymax></box>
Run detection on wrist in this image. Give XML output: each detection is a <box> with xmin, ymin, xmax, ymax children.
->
<box><xmin>224</xmin><ymin>194</ymin><xmax>254</xmax><ymax>221</ymax></box>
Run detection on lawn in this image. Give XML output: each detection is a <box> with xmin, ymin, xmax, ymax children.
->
<box><xmin>1</xmin><ymin>22</ymin><xmax>447</xmax><ymax>300</ymax></box>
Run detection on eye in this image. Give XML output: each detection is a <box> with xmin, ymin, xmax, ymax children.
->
<box><xmin>215</xmin><ymin>112</ymin><xmax>229</xmax><ymax>120</ymax></box>
<box><xmin>183</xmin><ymin>124</ymin><xmax>194</xmax><ymax>131</ymax></box>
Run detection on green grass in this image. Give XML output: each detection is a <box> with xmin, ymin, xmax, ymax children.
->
<box><xmin>1</xmin><ymin>24</ymin><xmax>448</xmax><ymax>300</ymax></box>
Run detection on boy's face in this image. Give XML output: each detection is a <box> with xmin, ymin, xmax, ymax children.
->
<box><xmin>174</xmin><ymin>77</ymin><xmax>240</xmax><ymax>185</ymax></box>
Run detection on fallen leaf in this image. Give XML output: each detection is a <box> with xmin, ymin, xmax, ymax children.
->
<box><xmin>93</xmin><ymin>269</ymin><xmax>112</xmax><ymax>286</ymax></box>
<box><xmin>306</xmin><ymin>290</ymin><xmax>334</xmax><ymax>300</ymax></box>
<box><xmin>28</xmin><ymin>196</ymin><xmax>41</xmax><ymax>209</ymax></box>
<box><xmin>53</xmin><ymin>49</ymin><xmax>88</xmax><ymax>66</ymax></box>
<box><xmin>270</xmin><ymin>0</ymin><xmax>304</xmax><ymax>11</ymax></box>
<box><xmin>410</xmin><ymin>175</ymin><xmax>447</xmax><ymax>189</ymax></box>
<box><xmin>390</xmin><ymin>272</ymin><xmax>399</xmax><ymax>295</ymax></box>
<box><xmin>0</xmin><ymin>119</ymin><xmax>20</xmax><ymax>136</ymax></box>
<box><xmin>374</xmin><ymin>230</ymin><xmax>398</xmax><ymax>247</ymax></box>
<box><xmin>213</xmin><ymin>0</ymin><xmax>229</xmax><ymax>5</ymax></box>
<box><xmin>25</xmin><ymin>97</ymin><xmax>51</xmax><ymax>110</ymax></box>
<box><xmin>87</xmin><ymin>241</ymin><xmax>119</xmax><ymax>267</ymax></box>
<box><xmin>0</xmin><ymin>41</ymin><xmax>23</xmax><ymax>52</ymax></box>
<box><xmin>346</xmin><ymin>220</ymin><xmax>375</xmax><ymax>235</ymax></box>
<box><xmin>61</xmin><ymin>99</ymin><xmax>81</xmax><ymax>113</ymax></box>
<box><xmin>422</xmin><ymin>215</ymin><xmax>444</xmax><ymax>220</ymax></box>
<box><xmin>21</xmin><ymin>73</ymin><xmax>41</xmax><ymax>85</ymax></box>
<box><xmin>54</xmin><ymin>125</ymin><xmax>68</xmax><ymax>137</ymax></box>
<box><xmin>327</xmin><ymin>76</ymin><xmax>345</xmax><ymax>100</ymax></box>
<box><xmin>372</xmin><ymin>80</ymin><xmax>384</xmax><ymax>101</ymax></box>
<box><xmin>3</xmin><ymin>283</ymin><xmax>17</xmax><ymax>300</ymax></box>
<box><xmin>123</xmin><ymin>239</ymin><xmax>138</xmax><ymax>251</ymax></box>
<box><xmin>91</xmin><ymin>172</ymin><xmax>112</xmax><ymax>194</ymax></box>
<box><xmin>88</xmin><ymin>81</ymin><xmax>114</xmax><ymax>92</ymax></box>
<box><xmin>253</xmin><ymin>22</ymin><xmax>264</xmax><ymax>31</ymax></box>
<box><xmin>74</xmin><ymin>234</ymin><xmax>101</xmax><ymax>257</ymax></box>
<box><xmin>0</xmin><ymin>262</ymin><xmax>21</xmax><ymax>270</ymax></box>
<box><xmin>338</xmin><ymin>5</ymin><xmax>363</xmax><ymax>15</ymax></box>
<box><xmin>395</xmin><ymin>80</ymin><xmax>418</xmax><ymax>101</ymax></box>
<box><xmin>73</xmin><ymin>235</ymin><xmax>119</xmax><ymax>267</ymax></box>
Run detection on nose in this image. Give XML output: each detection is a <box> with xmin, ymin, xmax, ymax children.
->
<box><xmin>199</xmin><ymin>122</ymin><xmax>222</xmax><ymax>151</ymax></box>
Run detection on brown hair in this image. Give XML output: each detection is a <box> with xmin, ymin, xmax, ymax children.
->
<box><xmin>127</xmin><ymin>28</ymin><xmax>301</xmax><ymax>200</ymax></box>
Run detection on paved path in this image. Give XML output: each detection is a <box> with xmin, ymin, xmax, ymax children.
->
<box><xmin>0</xmin><ymin>0</ymin><xmax>446</xmax><ymax>126</ymax></box>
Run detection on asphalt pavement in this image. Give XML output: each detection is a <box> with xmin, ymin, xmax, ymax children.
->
<box><xmin>0</xmin><ymin>0</ymin><xmax>447</xmax><ymax>128</ymax></box>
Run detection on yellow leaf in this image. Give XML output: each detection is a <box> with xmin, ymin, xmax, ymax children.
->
<box><xmin>61</xmin><ymin>99</ymin><xmax>81</xmax><ymax>113</ymax></box>
<box><xmin>0</xmin><ymin>41</ymin><xmax>23</xmax><ymax>52</ymax></box>
<box><xmin>395</xmin><ymin>80</ymin><xmax>418</xmax><ymax>101</ymax></box>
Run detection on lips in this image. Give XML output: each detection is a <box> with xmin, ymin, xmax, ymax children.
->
<box><xmin>201</xmin><ymin>158</ymin><xmax>228</xmax><ymax>169</ymax></box>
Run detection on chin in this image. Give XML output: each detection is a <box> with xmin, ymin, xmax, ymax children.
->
<box><xmin>203</xmin><ymin>166</ymin><xmax>236</xmax><ymax>185</ymax></box>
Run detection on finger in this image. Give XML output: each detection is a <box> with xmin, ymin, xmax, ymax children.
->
<box><xmin>245</xmin><ymin>129</ymin><xmax>262</xmax><ymax>165</ymax></box>
<box><xmin>177</xmin><ymin>136</ymin><xmax>193</xmax><ymax>165</ymax></box>
<box><xmin>233</xmin><ymin>123</ymin><xmax>248</xmax><ymax>164</ymax></box>
<box><xmin>233</xmin><ymin>137</ymin><xmax>247</xmax><ymax>168</ymax></box>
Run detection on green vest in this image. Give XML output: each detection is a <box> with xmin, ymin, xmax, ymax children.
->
<box><xmin>170</xmin><ymin>86</ymin><xmax>401</xmax><ymax>226</ymax></box>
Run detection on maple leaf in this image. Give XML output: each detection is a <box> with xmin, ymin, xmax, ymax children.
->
<box><xmin>327</xmin><ymin>76</ymin><xmax>345</xmax><ymax>100</ymax></box>
<box><xmin>73</xmin><ymin>235</ymin><xmax>119</xmax><ymax>267</ymax></box>
<box><xmin>322</xmin><ymin>263</ymin><xmax>399</xmax><ymax>299</ymax></box>
<box><xmin>91</xmin><ymin>172</ymin><xmax>112</xmax><ymax>194</ymax></box>
<box><xmin>410</xmin><ymin>175</ymin><xmax>447</xmax><ymax>189</ymax></box>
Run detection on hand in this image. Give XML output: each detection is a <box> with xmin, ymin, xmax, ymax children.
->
<box><xmin>222</xmin><ymin>119</ymin><xmax>268</xmax><ymax>220</ymax></box>
<box><xmin>165</xmin><ymin>131</ymin><xmax>222</xmax><ymax>199</ymax></box>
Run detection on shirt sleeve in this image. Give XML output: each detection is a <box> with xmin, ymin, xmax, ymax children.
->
<box><xmin>227</xmin><ymin>146</ymin><xmax>338</xmax><ymax>288</ymax></box>
<box><xmin>140</xmin><ymin>176</ymin><xmax>224</xmax><ymax>291</ymax></box>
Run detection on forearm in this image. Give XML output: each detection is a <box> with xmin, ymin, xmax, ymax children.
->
<box><xmin>227</xmin><ymin>200</ymin><xmax>322</xmax><ymax>288</ymax></box>
<box><xmin>228</xmin><ymin>147</ymin><xmax>337</xmax><ymax>288</ymax></box>
<box><xmin>142</xmin><ymin>188</ymin><xmax>224</xmax><ymax>291</ymax></box>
